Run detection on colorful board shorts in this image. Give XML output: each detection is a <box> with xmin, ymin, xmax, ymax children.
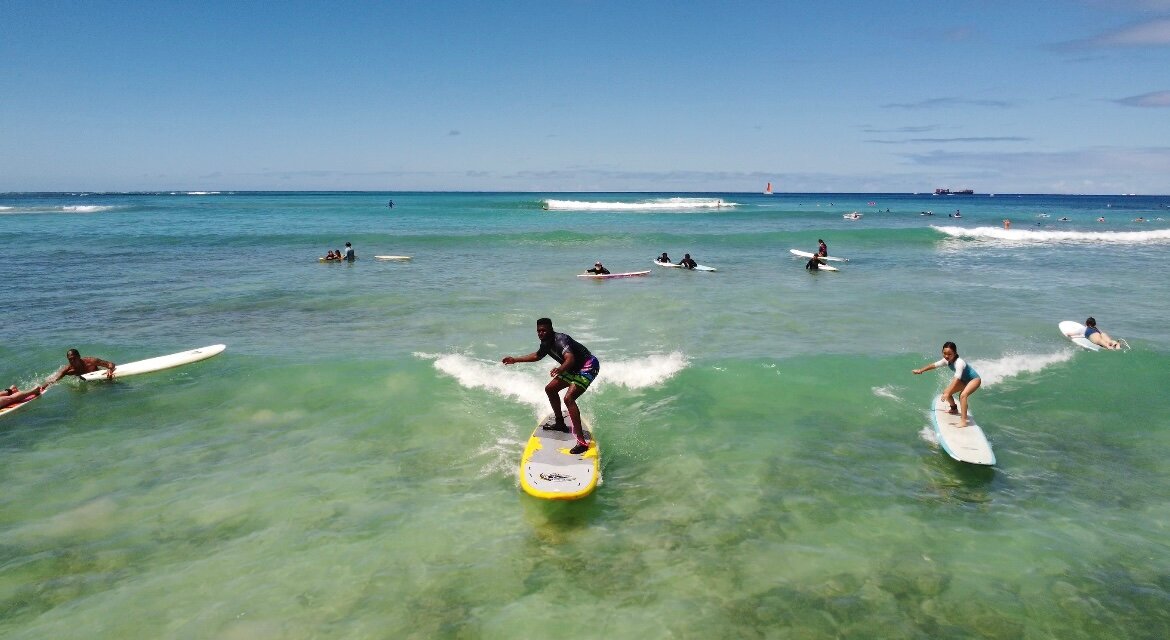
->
<box><xmin>557</xmin><ymin>356</ymin><xmax>599</xmax><ymax>390</ymax></box>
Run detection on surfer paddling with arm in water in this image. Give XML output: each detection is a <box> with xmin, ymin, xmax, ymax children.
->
<box><xmin>585</xmin><ymin>261</ymin><xmax>610</xmax><ymax>275</ymax></box>
<box><xmin>501</xmin><ymin>318</ymin><xmax>600</xmax><ymax>455</ymax></box>
<box><xmin>913</xmin><ymin>341</ymin><xmax>980</xmax><ymax>428</ymax></box>
<box><xmin>50</xmin><ymin>349</ymin><xmax>116</xmax><ymax>383</ymax></box>
<box><xmin>1068</xmin><ymin>316</ymin><xmax>1122</xmax><ymax>350</ymax></box>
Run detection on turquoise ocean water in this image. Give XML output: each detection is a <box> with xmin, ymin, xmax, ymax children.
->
<box><xmin>2</xmin><ymin>191</ymin><xmax>1169</xmax><ymax>638</ymax></box>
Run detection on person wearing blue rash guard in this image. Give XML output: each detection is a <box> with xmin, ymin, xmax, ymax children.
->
<box><xmin>913</xmin><ymin>341</ymin><xmax>981</xmax><ymax>428</ymax></box>
<box><xmin>501</xmin><ymin>318</ymin><xmax>600</xmax><ymax>455</ymax></box>
<box><xmin>1068</xmin><ymin>316</ymin><xmax>1121</xmax><ymax>350</ymax></box>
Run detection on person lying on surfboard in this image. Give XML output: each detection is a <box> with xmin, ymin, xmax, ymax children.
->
<box><xmin>657</xmin><ymin>252</ymin><xmax>671</xmax><ymax>263</ymax></box>
<box><xmin>0</xmin><ymin>385</ymin><xmax>46</xmax><ymax>409</ymax></box>
<box><xmin>913</xmin><ymin>341</ymin><xmax>981</xmax><ymax>428</ymax></box>
<box><xmin>678</xmin><ymin>254</ymin><xmax>698</xmax><ymax>269</ymax></box>
<box><xmin>1067</xmin><ymin>317</ymin><xmax>1122</xmax><ymax>350</ymax></box>
<box><xmin>585</xmin><ymin>262</ymin><xmax>610</xmax><ymax>275</ymax></box>
<box><xmin>501</xmin><ymin>318</ymin><xmax>600</xmax><ymax>455</ymax></box>
<box><xmin>50</xmin><ymin>349</ymin><xmax>116</xmax><ymax>383</ymax></box>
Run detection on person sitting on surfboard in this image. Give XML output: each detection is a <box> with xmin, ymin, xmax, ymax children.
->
<box><xmin>50</xmin><ymin>349</ymin><xmax>116</xmax><ymax>383</ymax></box>
<box><xmin>585</xmin><ymin>261</ymin><xmax>610</xmax><ymax>275</ymax></box>
<box><xmin>0</xmin><ymin>385</ymin><xmax>46</xmax><ymax>410</ymax></box>
<box><xmin>817</xmin><ymin>239</ymin><xmax>828</xmax><ymax>257</ymax></box>
<box><xmin>912</xmin><ymin>341</ymin><xmax>981</xmax><ymax>428</ymax></box>
<box><xmin>501</xmin><ymin>318</ymin><xmax>600</xmax><ymax>455</ymax></box>
<box><xmin>1069</xmin><ymin>317</ymin><xmax>1122</xmax><ymax>350</ymax></box>
<box><xmin>678</xmin><ymin>254</ymin><xmax>698</xmax><ymax>269</ymax></box>
<box><xmin>657</xmin><ymin>252</ymin><xmax>671</xmax><ymax>263</ymax></box>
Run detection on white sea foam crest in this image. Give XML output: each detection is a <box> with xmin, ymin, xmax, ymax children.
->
<box><xmin>932</xmin><ymin>225</ymin><xmax>1170</xmax><ymax>244</ymax></box>
<box><xmin>543</xmin><ymin>197</ymin><xmax>736</xmax><ymax>211</ymax></box>
<box><xmin>424</xmin><ymin>351</ymin><xmax>687</xmax><ymax>410</ymax></box>
<box><xmin>62</xmin><ymin>205</ymin><xmax>116</xmax><ymax>213</ymax></box>
<box><xmin>185</xmin><ymin>191</ymin><xmax>220</xmax><ymax>195</ymax></box>
<box><xmin>969</xmin><ymin>350</ymin><xmax>1074</xmax><ymax>386</ymax></box>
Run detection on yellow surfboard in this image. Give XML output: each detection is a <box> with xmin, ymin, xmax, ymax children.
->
<box><xmin>519</xmin><ymin>413</ymin><xmax>600</xmax><ymax>500</ymax></box>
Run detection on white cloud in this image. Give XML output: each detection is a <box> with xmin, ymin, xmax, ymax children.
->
<box><xmin>1116</xmin><ymin>90</ymin><xmax>1170</xmax><ymax>107</ymax></box>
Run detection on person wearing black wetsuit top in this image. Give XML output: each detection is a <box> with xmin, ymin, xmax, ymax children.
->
<box><xmin>501</xmin><ymin>318</ymin><xmax>601</xmax><ymax>455</ymax></box>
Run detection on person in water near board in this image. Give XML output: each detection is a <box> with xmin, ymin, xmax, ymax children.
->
<box><xmin>657</xmin><ymin>252</ymin><xmax>671</xmax><ymax>263</ymax></box>
<box><xmin>678</xmin><ymin>254</ymin><xmax>698</xmax><ymax>269</ymax></box>
<box><xmin>501</xmin><ymin>318</ymin><xmax>600</xmax><ymax>455</ymax></box>
<box><xmin>912</xmin><ymin>341</ymin><xmax>980</xmax><ymax>428</ymax></box>
<box><xmin>51</xmin><ymin>349</ymin><xmax>116</xmax><ymax>383</ymax></box>
<box><xmin>0</xmin><ymin>385</ymin><xmax>46</xmax><ymax>410</ymax></box>
<box><xmin>805</xmin><ymin>255</ymin><xmax>824</xmax><ymax>271</ymax></box>
<box><xmin>1068</xmin><ymin>317</ymin><xmax>1122</xmax><ymax>350</ymax></box>
<box><xmin>817</xmin><ymin>239</ymin><xmax>828</xmax><ymax>257</ymax></box>
<box><xmin>585</xmin><ymin>261</ymin><xmax>610</xmax><ymax>275</ymax></box>
<box><xmin>342</xmin><ymin>242</ymin><xmax>356</xmax><ymax>261</ymax></box>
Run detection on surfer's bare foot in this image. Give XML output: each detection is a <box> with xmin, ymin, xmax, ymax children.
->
<box><xmin>959</xmin><ymin>418</ymin><xmax>969</xmax><ymax>427</ymax></box>
<box><xmin>569</xmin><ymin>443</ymin><xmax>589</xmax><ymax>455</ymax></box>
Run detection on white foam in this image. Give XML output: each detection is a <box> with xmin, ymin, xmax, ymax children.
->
<box><xmin>61</xmin><ymin>205</ymin><xmax>116</xmax><ymax>213</ymax></box>
<box><xmin>969</xmin><ymin>350</ymin><xmax>1074</xmax><ymax>386</ymax></box>
<box><xmin>932</xmin><ymin>225</ymin><xmax>1170</xmax><ymax>244</ymax></box>
<box><xmin>185</xmin><ymin>191</ymin><xmax>220</xmax><ymax>195</ymax></box>
<box><xmin>543</xmin><ymin>197</ymin><xmax>737</xmax><ymax>211</ymax></box>
<box><xmin>593</xmin><ymin>351</ymin><xmax>688</xmax><ymax>389</ymax></box>
<box><xmin>424</xmin><ymin>351</ymin><xmax>688</xmax><ymax>411</ymax></box>
<box><xmin>0</xmin><ymin>206</ymin><xmax>12</xmax><ymax>211</ymax></box>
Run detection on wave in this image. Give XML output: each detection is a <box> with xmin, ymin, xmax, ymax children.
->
<box><xmin>62</xmin><ymin>205</ymin><xmax>117</xmax><ymax>213</ymax></box>
<box><xmin>543</xmin><ymin>197</ymin><xmax>738</xmax><ymax>211</ymax></box>
<box><xmin>932</xmin><ymin>225</ymin><xmax>1170</xmax><ymax>244</ymax></box>
<box><xmin>421</xmin><ymin>351</ymin><xmax>687</xmax><ymax>412</ymax></box>
<box><xmin>972</xmin><ymin>350</ymin><xmax>1074</xmax><ymax>386</ymax></box>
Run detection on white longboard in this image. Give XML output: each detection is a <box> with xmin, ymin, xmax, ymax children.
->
<box><xmin>930</xmin><ymin>396</ymin><xmax>995</xmax><ymax>465</ymax></box>
<box><xmin>789</xmin><ymin>249</ymin><xmax>848</xmax><ymax>262</ymax></box>
<box><xmin>578</xmin><ymin>270</ymin><xmax>651</xmax><ymax>279</ymax></box>
<box><xmin>1059</xmin><ymin>321</ymin><xmax>1101</xmax><ymax>351</ymax></box>
<box><xmin>374</xmin><ymin>255</ymin><xmax>412</xmax><ymax>261</ymax></box>
<box><xmin>81</xmin><ymin>344</ymin><xmax>226</xmax><ymax>381</ymax></box>
<box><xmin>653</xmin><ymin>260</ymin><xmax>717</xmax><ymax>272</ymax></box>
<box><xmin>807</xmin><ymin>263</ymin><xmax>839</xmax><ymax>272</ymax></box>
<box><xmin>519</xmin><ymin>413</ymin><xmax>599</xmax><ymax>500</ymax></box>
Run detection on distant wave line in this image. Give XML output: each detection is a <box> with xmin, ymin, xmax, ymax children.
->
<box><xmin>932</xmin><ymin>225</ymin><xmax>1170</xmax><ymax>244</ymax></box>
<box><xmin>543</xmin><ymin>197</ymin><xmax>737</xmax><ymax>211</ymax></box>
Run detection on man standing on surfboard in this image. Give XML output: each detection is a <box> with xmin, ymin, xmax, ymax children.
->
<box><xmin>50</xmin><ymin>349</ymin><xmax>116</xmax><ymax>383</ymax></box>
<box><xmin>501</xmin><ymin>318</ymin><xmax>600</xmax><ymax>455</ymax></box>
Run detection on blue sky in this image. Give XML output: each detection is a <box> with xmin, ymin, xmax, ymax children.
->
<box><xmin>3</xmin><ymin>0</ymin><xmax>1169</xmax><ymax>193</ymax></box>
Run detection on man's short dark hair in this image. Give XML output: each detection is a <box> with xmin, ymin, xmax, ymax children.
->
<box><xmin>536</xmin><ymin>318</ymin><xmax>553</xmax><ymax>329</ymax></box>
<box><xmin>67</xmin><ymin>348</ymin><xmax>80</xmax><ymax>358</ymax></box>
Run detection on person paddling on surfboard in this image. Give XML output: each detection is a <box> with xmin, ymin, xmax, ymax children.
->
<box><xmin>657</xmin><ymin>252</ymin><xmax>671</xmax><ymax>264</ymax></box>
<box><xmin>501</xmin><ymin>318</ymin><xmax>600</xmax><ymax>455</ymax></box>
<box><xmin>913</xmin><ymin>341</ymin><xmax>981</xmax><ymax>428</ymax></box>
<box><xmin>1068</xmin><ymin>317</ymin><xmax>1122</xmax><ymax>350</ymax></box>
<box><xmin>50</xmin><ymin>349</ymin><xmax>116</xmax><ymax>383</ymax></box>
<box><xmin>678</xmin><ymin>254</ymin><xmax>698</xmax><ymax>269</ymax></box>
<box><xmin>585</xmin><ymin>261</ymin><xmax>610</xmax><ymax>275</ymax></box>
<box><xmin>0</xmin><ymin>385</ymin><xmax>46</xmax><ymax>409</ymax></box>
